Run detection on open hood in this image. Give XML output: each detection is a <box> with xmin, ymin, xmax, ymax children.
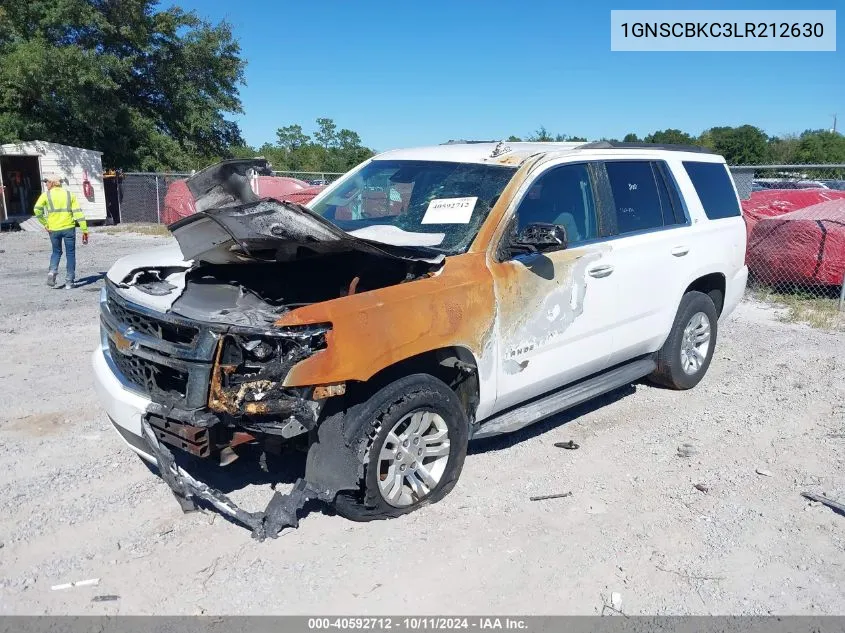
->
<box><xmin>169</xmin><ymin>159</ymin><xmax>444</xmax><ymax>266</ymax></box>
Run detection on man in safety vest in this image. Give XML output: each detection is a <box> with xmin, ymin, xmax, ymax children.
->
<box><xmin>33</xmin><ymin>176</ymin><xmax>89</xmax><ymax>289</ymax></box>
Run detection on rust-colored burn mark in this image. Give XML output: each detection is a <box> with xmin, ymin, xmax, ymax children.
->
<box><xmin>268</xmin><ymin>157</ymin><xmax>554</xmax><ymax>389</ymax></box>
<box><xmin>274</xmin><ymin>252</ymin><xmax>496</xmax><ymax>387</ymax></box>
<box><xmin>470</xmin><ymin>155</ymin><xmax>544</xmax><ymax>254</ymax></box>
<box><xmin>489</xmin><ymin>244</ymin><xmax>611</xmax><ymax>366</ymax></box>
<box><xmin>147</xmin><ymin>415</ymin><xmax>211</xmax><ymax>457</ymax></box>
<box><xmin>242</xmin><ymin>153</ymin><xmax>590</xmax><ymax>390</ymax></box>
<box><xmin>206</xmin><ymin>344</ymin><xmax>278</xmax><ymax>416</ymax></box>
<box><xmin>229</xmin><ymin>431</ymin><xmax>256</xmax><ymax>449</ymax></box>
<box><xmin>493</xmin><ymin>152</ymin><xmax>528</xmax><ymax>166</ymax></box>
<box><xmin>471</xmin><ymin>151</ymin><xmax>618</xmax><ymax>360</ymax></box>
<box><xmin>313</xmin><ymin>383</ymin><xmax>347</xmax><ymax>400</ymax></box>
<box><xmin>207</xmin><ymin>339</ymin><xmax>318</xmax><ymax>419</ymax></box>
<box><xmin>207</xmin><ymin>342</ymin><xmax>239</xmax><ymax>415</ymax></box>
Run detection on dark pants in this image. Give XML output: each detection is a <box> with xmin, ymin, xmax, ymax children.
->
<box><xmin>49</xmin><ymin>228</ymin><xmax>76</xmax><ymax>283</ymax></box>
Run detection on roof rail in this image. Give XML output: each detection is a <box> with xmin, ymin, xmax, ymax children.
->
<box><xmin>441</xmin><ymin>139</ymin><xmax>501</xmax><ymax>145</ymax></box>
<box><xmin>578</xmin><ymin>141</ymin><xmax>715</xmax><ymax>154</ymax></box>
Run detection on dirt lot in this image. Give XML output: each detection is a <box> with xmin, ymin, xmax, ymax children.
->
<box><xmin>1</xmin><ymin>228</ymin><xmax>843</xmax><ymax>615</ymax></box>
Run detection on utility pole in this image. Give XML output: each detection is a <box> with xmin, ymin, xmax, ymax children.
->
<box><xmin>832</xmin><ymin>114</ymin><xmax>838</xmax><ymax>134</ymax></box>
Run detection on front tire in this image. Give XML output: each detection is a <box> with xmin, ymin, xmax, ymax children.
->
<box><xmin>333</xmin><ymin>374</ymin><xmax>468</xmax><ymax>522</ymax></box>
<box><xmin>650</xmin><ymin>291</ymin><xmax>718</xmax><ymax>390</ymax></box>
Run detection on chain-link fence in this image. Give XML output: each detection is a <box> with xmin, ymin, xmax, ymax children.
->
<box><xmin>115</xmin><ymin>171</ymin><xmax>344</xmax><ymax>224</ymax></box>
<box><xmin>729</xmin><ymin>164</ymin><xmax>845</xmax><ymax>200</ymax></box>
<box><xmin>118</xmin><ymin>172</ymin><xmax>190</xmax><ymax>223</ymax></box>
<box><xmin>729</xmin><ymin>164</ymin><xmax>845</xmax><ymax>317</ymax></box>
<box><xmin>271</xmin><ymin>170</ymin><xmax>344</xmax><ymax>185</ymax></box>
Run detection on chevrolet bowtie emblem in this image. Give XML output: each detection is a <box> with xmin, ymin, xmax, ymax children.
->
<box><xmin>111</xmin><ymin>330</ymin><xmax>133</xmax><ymax>353</ymax></box>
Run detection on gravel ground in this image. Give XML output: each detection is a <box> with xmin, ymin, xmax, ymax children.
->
<box><xmin>0</xmin><ymin>229</ymin><xmax>843</xmax><ymax>615</ymax></box>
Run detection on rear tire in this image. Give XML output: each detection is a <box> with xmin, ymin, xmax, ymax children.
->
<box><xmin>333</xmin><ymin>374</ymin><xmax>468</xmax><ymax>522</ymax></box>
<box><xmin>650</xmin><ymin>291</ymin><xmax>718</xmax><ymax>390</ymax></box>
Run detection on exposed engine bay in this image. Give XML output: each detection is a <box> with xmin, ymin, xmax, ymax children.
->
<box><xmin>102</xmin><ymin>159</ymin><xmax>444</xmax><ymax>538</ymax></box>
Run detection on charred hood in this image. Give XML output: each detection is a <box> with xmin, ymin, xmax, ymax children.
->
<box><xmin>169</xmin><ymin>159</ymin><xmax>444</xmax><ymax>266</ymax></box>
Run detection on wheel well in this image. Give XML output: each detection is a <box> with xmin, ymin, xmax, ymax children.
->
<box><xmin>685</xmin><ymin>273</ymin><xmax>726</xmax><ymax>315</ymax></box>
<box><xmin>345</xmin><ymin>347</ymin><xmax>481</xmax><ymax>425</ymax></box>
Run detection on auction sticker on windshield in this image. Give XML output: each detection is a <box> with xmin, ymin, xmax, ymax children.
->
<box><xmin>421</xmin><ymin>197</ymin><xmax>477</xmax><ymax>224</ymax></box>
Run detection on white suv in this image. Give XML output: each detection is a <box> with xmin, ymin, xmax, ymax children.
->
<box><xmin>93</xmin><ymin>141</ymin><xmax>748</xmax><ymax>538</ymax></box>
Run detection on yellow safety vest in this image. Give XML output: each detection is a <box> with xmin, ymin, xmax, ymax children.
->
<box><xmin>33</xmin><ymin>187</ymin><xmax>88</xmax><ymax>232</ymax></box>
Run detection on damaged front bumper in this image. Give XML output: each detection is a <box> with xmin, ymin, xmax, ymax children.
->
<box><xmin>93</xmin><ymin>289</ymin><xmax>362</xmax><ymax>539</ymax></box>
<box><xmin>140</xmin><ymin>417</ymin><xmax>333</xmax><ymax>540</ymax></box>
<box><xmin>93</xmin><ymin>346</ymin><xmax>340</xmax><ymax>540</ymax></box>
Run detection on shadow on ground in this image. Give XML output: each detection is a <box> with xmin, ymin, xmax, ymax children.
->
<box><xmin>144</xmin><ymin>381</ymin><xmax>644</xmax><ymax>533</ymax></box>
<box><xmin>469</xmin><ymin>384</ymin><xmax>638</xmax><ymax>455</ymax></box>
<box><xmin>74</xmin><ymin>272</ymin><xmax>106</xmax><ymax>288</ymax></box>
<box><xmin>144</xmin><ymin>443</ymin><xmax>333</xmax><ymax>533</ymax></box>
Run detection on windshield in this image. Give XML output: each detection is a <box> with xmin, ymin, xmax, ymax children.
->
<box><xmin>308</xmin><ymin>160</ymin><xmax>517</xmax><ymax>254</ymax></box>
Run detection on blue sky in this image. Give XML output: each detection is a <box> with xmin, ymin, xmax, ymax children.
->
<box><xmin>176</xmin><ymin>0</ymin><xmax>843</xmax><ymax>152</ymax></box>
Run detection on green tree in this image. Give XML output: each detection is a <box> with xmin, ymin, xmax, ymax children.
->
<box><xmin>643</xmin><ymin>129</ymin><xmax>698</xmax><ymax>145</ymax></box>
<box><xmin>528</xmin><ymin>126</ymin><xmax>553</xmax><ymax>142</ymax></box>
<box><xmin>699</xmin><ymin>125</ymin><xmax>768</xmax><ymax>164</ymax></box>
<box><xmin>276</xmin><ymin>124</ymin><xmax>310</xmax><ymax>150</ymax></box>
<box><xmin>623</xmin><ymin>133</ymin><xmax>640</xmax><ymax>142</ymax></box>
<box><xmin>506</xmin><ymin>135</ymin><xmax>522</xmax><ymax>142</ymax></box>
<box><xmin>336</xmin><ymin>128</ymin><xmax>362</xmax><ymax>150</ymax></box>
<box><xmin>228</xmin><ymin>143</ymin><xmax>259</xmax><ymax>159</ymax></box>
<box><xmin>0</xmin><ymin>0</ymin><xmax>245</xmax><ymax>170</ymax></box>
<box><xmin>793</xmin><ymin>130</ymin><xmax>845</xmax><ymax>164</ymax></box>
<box><xmin>327</xmin><ymin>128</ymin><xmax>372</xmax><ymax>171</ymax></box>
<box><xmin>266</xmin><ymin>118</ymin><xmax>374</xmax><ymax>173</ymax></box>
<box><xmin>314</xmin><ymin>117</ymin><xmax>338</xmax><ymax>148</ymax></box>
<box><xmin>766</xmin><ymin>134</ymin><xmax>800</xmax><ymax>164</ymax></box>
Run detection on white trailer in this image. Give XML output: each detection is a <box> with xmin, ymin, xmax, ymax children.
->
<box><xmin>0</xmin><ymin>140</ymin><xmax>106</xmax><ymax>223</ymax></box>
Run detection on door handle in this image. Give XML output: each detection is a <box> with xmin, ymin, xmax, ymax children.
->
<box><xmin>587</xmin><ymin>264</ymin><xmax>614</xmax><ymax>278</ymax></box>
<box><xmin>671</xmin><ymin>245</ymin><xmax>690</xmax><ymax>257</ymax></box>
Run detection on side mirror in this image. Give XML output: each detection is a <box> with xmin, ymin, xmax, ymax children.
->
<box><xmin>511</xmin><ymin>222</ymin><xmax>568</xmax><ymax>255</ymax></box>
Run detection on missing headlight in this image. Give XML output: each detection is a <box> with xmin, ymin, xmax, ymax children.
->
<box><xmin>242</xmin><ymin>339</ymin><xmax>274</xmax><ymax>361</ymax></box>
<box><xmin>208</xmin><ymin>324</ymin><xmax>332</xmax><ymax>418</ymax></box>
<box><xmin>222</xmin><ymin>323</ymin><xmax>331</xmax><ymax>383</ymax></box>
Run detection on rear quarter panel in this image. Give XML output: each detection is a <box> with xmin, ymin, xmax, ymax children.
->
<box><xmin>666</xmin><ymin>157</ymin><xmax>748</xmax><ymax>322</ymax></box>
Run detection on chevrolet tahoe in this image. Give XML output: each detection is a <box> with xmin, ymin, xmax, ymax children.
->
<box><xmin>92</xmin><ymin>141</ymin><xmax>748</xmax><ymax>538</ymax></box>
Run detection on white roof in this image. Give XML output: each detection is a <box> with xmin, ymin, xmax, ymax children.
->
<box><xmin>0</xmin><ymin>140</ymin><xmax>103</xmax><ymax>155</ymax></box>
<box><xmin>373</xmin><ymin>141</ymin><xmax>722</xmax><ymax>166</ymax></box>
<box><xmin>374</xmin><ymin>142</ymin><xmax>584</xmax><ymax>166</ymax></box>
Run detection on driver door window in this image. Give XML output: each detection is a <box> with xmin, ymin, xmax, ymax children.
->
<box><xmin>517</xmin><ymin>163</ymin><xmax>598</xmax><ymax>245</ymax></box>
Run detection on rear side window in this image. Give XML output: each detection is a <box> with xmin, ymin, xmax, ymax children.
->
<box><xmin>604</xmin><ymin>161</ymin><xmax>664</xmax><ymax>234</ymax></box>
<box><xmin>682</xmin><ymin>161</ymin><xmax>741</xmax><ymax>219</ymax></box>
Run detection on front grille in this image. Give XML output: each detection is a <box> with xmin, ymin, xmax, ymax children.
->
<box><xmin>102</xmin><ymin>283</ymin><xmax>219</xmax><ymax>409</ymax></box>
<box><xmin>107</xmin><ymin>297</ymin><xmax>198</xmax><ymax>345</ymax></box>
<box><xmin>108</xmin><ymin>339</ymin><xmax>189</xmax><ymax>398</ymax></box>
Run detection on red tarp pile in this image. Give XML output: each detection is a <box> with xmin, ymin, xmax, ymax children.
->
<box><xmin>741</xmin><ymin>189</ymin><xmax>845</xmax><ymax>241</ymax></box>
<box><xmin>745</xmin><ymin>193</ymin><xmax>845</xmax><ymax>286</ymax></box>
